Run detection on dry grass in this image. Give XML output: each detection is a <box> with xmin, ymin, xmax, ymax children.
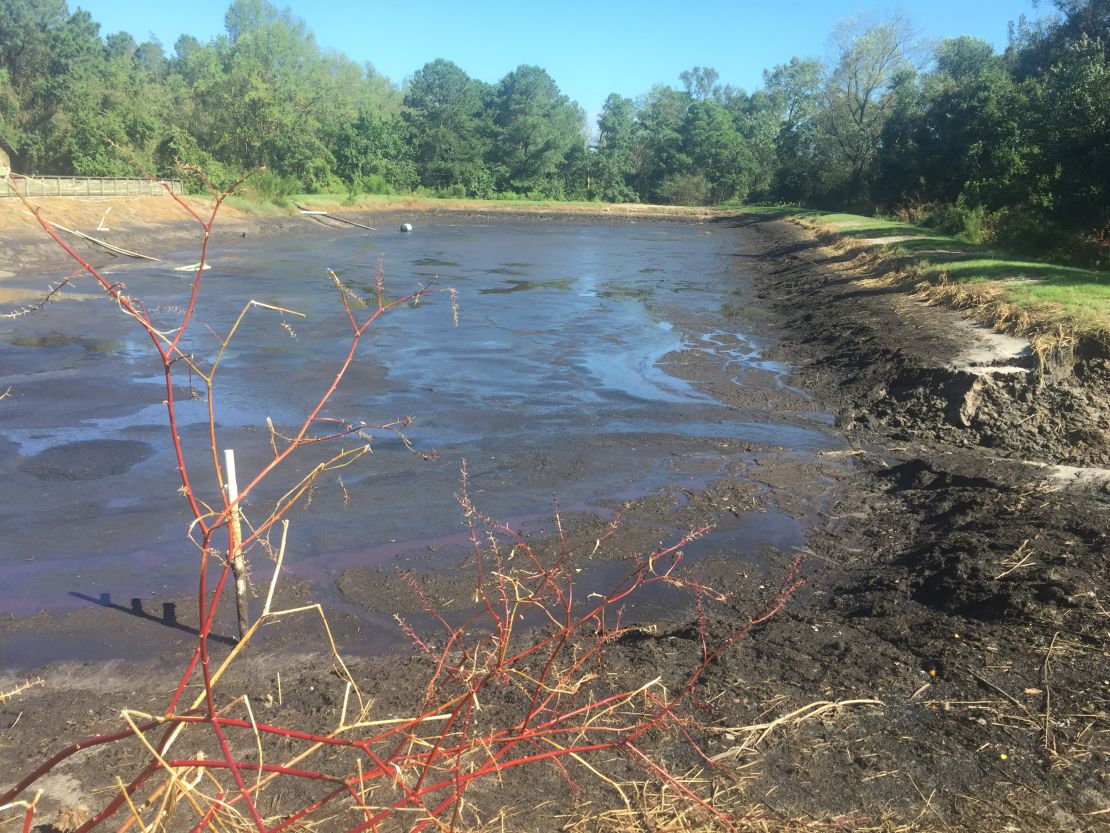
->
<box><xmin>290</xmin><ymin>194</ymin><xmax>723</xmax><ymax>220</ymax></box>
<box><xmin>560</xmin><ymin>775</ymin><xmax>888</xmax><ymax>833</ymax></box>
<box><xmin>0</xmin><ymin>678</ymin><xmax>43</xmax><ymax>703</ymax></box>
<box><xmin>912</xmin><ymin>277</ymin><xmax>1082</xmax><ymax>362</ymax></box>
<box><xmin>707</xmin><ymin>700</ymin><xmax>885</xmax><ymax>764</ymax></box>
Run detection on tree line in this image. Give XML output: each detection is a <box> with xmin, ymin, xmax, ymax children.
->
<box><xmin>1</xmin><ymin>0</ymin><xmax>1107</xmax><ymax>261</ymax></box>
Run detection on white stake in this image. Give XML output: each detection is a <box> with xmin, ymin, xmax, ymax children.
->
<box><xmin>224</xmin><ymin>448</ymin><xmax>249</xmax><ymax>640</ymax></box>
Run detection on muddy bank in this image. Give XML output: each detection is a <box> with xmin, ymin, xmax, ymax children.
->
<box><xmin>729</xmin><ymin>213</ymin><xmax>1110</xmax><ymax>467</ymax></box>
<box><xmin>725</xmin><ymin>213</ymin><xmax>1110</xmax><ymax>830</ymax></box>
<box><xmin>1</xmin><ymin>214</ymin><xmax>1108</xmax><ymax>832</ymax></box>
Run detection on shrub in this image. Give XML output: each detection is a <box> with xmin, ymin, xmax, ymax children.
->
<box><xmin>434</xmin><ymin>183</ymin><xmax>467</xmax><ymax>199</ymax></box>
<box><xmin>153</xmin><ymin>130</ymin><xmax>235</xmax><ymax>194</ymax></box>
<box><xmin>240</xmin><ymin>170</ymin><xmax>301</xmax><ymax>207</ymax></box>
<box><xmin>893</xmin><ymin>199</ymin><xmax>994</xmax><ymax>244</ymax></box>
<box><xmin>358</xmin><ymin>173</ymin><xmax>394</xmax><ymax>196</ymax></box>
<box><xmin>657</xmin><ymin>173</ymin><xmax>710</xmax><ymax>207</ymax></box>
<box><xmin>343</xmin><ymin>174</ymin><xmax>395</xmax><ymax>204</ymax></box>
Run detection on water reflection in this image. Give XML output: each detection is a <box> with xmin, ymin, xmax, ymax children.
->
<box><xmin>10</xmin><ymin>333</ymin><xmax>122</xmax><ymax>354</ymax></box>
<box><xmin>478</xmin><ymin>278</ymin><xmax>575</xmax><ymax>295</ymax></box>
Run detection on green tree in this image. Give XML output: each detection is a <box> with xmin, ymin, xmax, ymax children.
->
<box><xmin>403</xmin><ymin>59</ymin><xmax>493</xmax><ymax>196</ymax></box>
<box><xmin>0</xmin><ymin>68</ymin><xmax>20</xmax><ymax>156</ymax></box>
<box><xmin>330</xmin><ymin>112</ymin><xmax>416</xmax><ymax>194</ymax></box>
<box><xmin>1034</xmin><ymin>33</ymin><xmax>1110</xmax><ymax>226</ymax></box>
<box><xmin>229</xmin><ymin>1</ymin><xmax>336</xmax><ymax>184</ymax></box>
<box><xmin>1034</xmin><ymin>0</ymin><xmax>1110</xmax><ymax>60</ymax></box>
<box><xmin>820</xmin><ymin>14</ymin><xmax>920</xmax><ymax>205</ymax></box>
<box><xmin>679</xmin><ymin>66</ymin><xmax>720</xmax><ymax>100</ymax></box>
<box><xmin>917</xmin><ymin>37</ymin><xmax>1027</xmax><ymax>209</ymax></box>
<box><xmin>632</xmin><ymin>84</ymin><xmax>690</xmax><ymax>201</ymax></box>
<box><xmin>0</xmin><ymin>0</ymin><xmax>68</xmax><ymax>167</ymax></box>
<box><xmin>871</xmin><ymin>63</ymin><xmax>926</xmax><ymax>205</ymax></box>
<box><xmin>727</xmin><ymin>89</ymin><xmax>780</xmax><ymax>200</ymax></box>
<box><xmin>762</xmin><ymin>57</ymin><xmax>824</xmax><ymax>202</ymax></box>
<box><xmin>594</xmin><ymin>93</ymin><xmax>639</xmax><ymax>202</ymax></box>
<box><xmin>490</xmin><ymin>65</ymin><xmax>584</xmax><ymax>198</ymax></box>
<box><xmin>679</xmin><ymin>99</ymin><xmax>750</xmax><ymax>203</ymax></box>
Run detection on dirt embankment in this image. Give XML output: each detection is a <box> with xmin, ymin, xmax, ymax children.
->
<box><xmin>719</xmin><ymin>213</ymin><xmax>1110</xmax><ymax>831</ymax></box>
<box><xmin>0</xmin><ymin>195</ymin><xmax>253</xmax><ymax>274</ymax></box>
<box><xmin>734</xmin><ymin>213</ymin><xmax>1110</xmax><ymax>467</ymax></box>
<box><xmin>1</xmin><ymin>210</ymin><xmax>1107</xmax><ymax>832</ymax></box>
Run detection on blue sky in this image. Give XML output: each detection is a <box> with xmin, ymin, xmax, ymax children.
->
<box><xmin>75</xmin><ymin>0</ymin><xmax>1044</xmax><ymax>118</ymax></box>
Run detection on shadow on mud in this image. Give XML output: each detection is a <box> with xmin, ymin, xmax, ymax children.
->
<box><xmin>69</xmin><ymin>591</ymin><xmax>237</xmax><ymax>646</ymax></box>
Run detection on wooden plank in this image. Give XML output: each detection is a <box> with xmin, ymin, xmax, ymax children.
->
<box><xmin>47</xmin><ymin>221</ymin><xmax>162</xmax><ymax>261</ymax></box>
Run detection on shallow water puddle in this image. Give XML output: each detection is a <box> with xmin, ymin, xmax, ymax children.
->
<box><xmin>0</xmin><ymin>220</ymin><xmax>837</xmax><ymax>663</ymax></box>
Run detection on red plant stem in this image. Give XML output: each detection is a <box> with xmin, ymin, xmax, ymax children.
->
<box><xmin>466</xmin><ymin>522</ymin><xmax>507</xmax><ymax>634</ymax></box>
<box><xmin>188</xmin><ymin>773</ymin><xmax>361</xmax><ymax>833</ymax></box>
<box><xmin>522</xmin><ymin>630</ymin><xmax>571</xmax><ymax>728</ymax></box>
<box><xmin>409</xmin><ymin>790</ymin><xmax>465</xmax><ymax>833</ymax></box>
<box><xmin>624</xmin><ymin>743</ymin><xmax>736</xmax><ymax>831</ymax></box>
<box><xmin>72</xmin><ymin>761</ymin><xmax>161</xmax><ymax>833</ymax></box>
<box><xmin>0</xmin><ymin>721</ymin><xmax>162</xmax><ymax>805</ymax></box>
<box><xmin>352</xmin><ymin>742</ymin><xmax>619</xmax><ymax>833</ymax></box>
<box><xmin>498</xmin><ymin>530</ymin><xmax>708</xmax><ymax>670</ymax></box>
<box><xmin>220</xmin><ymin>567</ymin><xmax>789</xmax><ymax>833</ymax></box>
<box><xmin>158</xmin><ymin>552</ymin><xmax>233</xmax><ymax>724</ymax></box>
<box><xmin>17</xmin><ymin>183</ymin><xmax>265</xmax><ymax>831</ymax></box>
<box><xmin>163</xmin><ymin>553</ymin><xmax>791</xmax><ymax>833</ymax></box>
<box><xmin>16</xmin><ymin>200</ymin><xmax>211</xmax><ymax>534</ymax></box>
<box><xmin>447</xmin><ymin>701</ymin><xmax>476</xmax><ymax>832</ymax></box>
<box><xmin>265</xmin><ymin>785</ymin><xmax>349</xmax><ymax>833</ymax></box>
<box><xmin>187</xmin><ymin>792</ymin><xmax>223</xmax><ymax>833</ymax></box>
<box><xmin>207</xmin><ymin>717</ymin><xmax>651</xmax><ymax>833</ymax></box>
<box><xmin>242</xmin><ymin>533</ymin><xmax>776</xmax><ymax>832</ymax></box>
<box><xmin>409</xmin><ymin>708</ymin><xmax>463</xmax><ymax>796</ymax></box>
<box><xmin>194</xmin><ymin>570</ymin><xmax>267</xmax><ymax>833</ymax></box>
<box><xmin>164</xmin><ymin>199</ymin><xmax>221</xmax><ymax>357</ymax></box>
<box><xmin>231</xmin><ymin>292</ymin><xmax>425</xmax><ymax>543</ymax></box>
<box><xmin>164</xmin><ymin>716</ymin><xmax>372</xmax><ymax>750</ymax></box>
<box><xmin>164</xmin><ymin>643</ymin><xmax>203</xmax><ymax>717</ymax></box>
<box><xmin>667</xmin><ymin>708</ymin><xmax>722</xmax><ymax>768</ymax></box>
<box><xmin>628</xmin><ymin>566</ymin><xmax>806</xmax><ymax>744</ymax></box>
<box><xmin>164</xmin><ymin>761</ymin><xmax>343</xmax><ymax>784</ymax></box>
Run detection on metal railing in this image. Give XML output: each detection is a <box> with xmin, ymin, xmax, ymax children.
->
<box><xmin>0</xmin><ymin>175</ymin><xmax>182</xmax><ymax>198</ymax></box>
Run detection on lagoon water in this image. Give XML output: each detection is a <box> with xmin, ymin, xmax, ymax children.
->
<box><xmin>0</xmin><ymin>217</ymin><xmax>835</xmax><ymax>661</ymax></box>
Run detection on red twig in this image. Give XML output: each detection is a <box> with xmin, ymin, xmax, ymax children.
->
<box><xmin>187</xmin><ymin>792</ymin><xmax>223</xmax><ymax>833</ymax></box>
